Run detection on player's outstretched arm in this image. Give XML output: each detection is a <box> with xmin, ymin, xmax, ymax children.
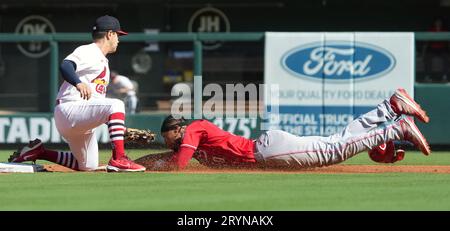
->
<box><xmin>134</xmin><ymin>146</ymin><xmax>195</xmax><ymax>171</ymax></box>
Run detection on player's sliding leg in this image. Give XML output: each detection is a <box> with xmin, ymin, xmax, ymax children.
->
<box><xmin>255</xmin><ymin>89</ymin><xmax>431</xmax><ymax>169</ymax></box>
<box><xmin>332</xmin><ymin>88</ymin><xmax>428</xmax><ymax>143</ymax></box>
<box><xmin>256</xmin><ymin>116</ymin><xmax>429</xmax><ymax>169</ymax></box>
<box><xmin>337</xmin><ymin>99</ymin><xmax>398</xmax><ymax>139</ymax></box>
<box><xmin>390</xmin><ymin>88</ymin><xmax>429</xmax><ymax>123</ymax></box>
<box><xmin>9</xmin><ymin>139</ymin><xmax>79</xmax><ymax>170</ymax></box>
<box><xmin>366</xmin><ymin>88</ymin><xmax>429</xmax><ymax>162</ymax></box>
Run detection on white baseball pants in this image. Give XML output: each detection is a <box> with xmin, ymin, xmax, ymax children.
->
<box><xmin>54</xmin><ymin>98</ymin><xmax>125</xmax><ymax>171</ymax></box>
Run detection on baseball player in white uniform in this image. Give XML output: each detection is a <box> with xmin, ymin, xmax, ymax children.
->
<box><xmin>10</xmin><ymin>15</ymin><xmax>145</xmax><ymax>172</ymax></box>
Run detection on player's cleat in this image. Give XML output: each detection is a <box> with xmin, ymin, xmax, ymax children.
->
<box><xmin>106</xmin><ymin>156</ymin><xmax>146</xmax><ymax>172</ymax></box>
<box><xmin>390</xmin><ymin>88</ymin><xmax>430</xmax><ymax>123</ymax></box>
<box><xmin>8</xmin><ymin>139</ymin><xmax>44</xmax><ymax>163</ymax></box>
<box><xmin>400</xmin><ymin>117</ymin><xmax>431</xmax><ymax>156</ymax></box>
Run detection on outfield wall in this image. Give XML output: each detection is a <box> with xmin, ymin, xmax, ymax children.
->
<box><xmin>0</xmin><ymin>113</ymin><xmax>261</xmax><ymax>145</ymax></box>
<box><xmin>415</xmin><ymin>84</ymin><xmax>450</xmax><ymax>145</ymax></box>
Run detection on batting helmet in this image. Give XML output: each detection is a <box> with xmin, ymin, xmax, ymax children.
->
<box><xmin>368</xmin><ymin>141</ymin><xmax>405</xmax><ymax>163</ymax></box>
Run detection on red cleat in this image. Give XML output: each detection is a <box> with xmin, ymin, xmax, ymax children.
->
<box><xmin>106</xmin><ymin>156</ymin><xmax>146</xmax><ymax>172</ymax></box>
<box><xmin>390</xmin><ymin>88</ymin><xmax>430</xmax><ymax>123</ymax></box>
<box><xmin>9</xmin><ymin>139</ymin><xmax>44</xmax><ymax>163</ymax></box>
<box><xmin>400</xmin><ymin>117</ymin><xmax>431</xmax><ymax>156</ymax></box>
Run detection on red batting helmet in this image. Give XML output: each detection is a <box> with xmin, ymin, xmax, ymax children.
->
<box><xmin>368</xmin><ymin>141</ymin><xmax>405</xmax><ymax>163</ymax></box>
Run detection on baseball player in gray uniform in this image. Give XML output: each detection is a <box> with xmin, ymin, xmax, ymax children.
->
<box><xmin>136</xmin><ymin>88</ymin><xmax>430</xmax><ymax>170</ymax></box>
<box><xmin>254</xmin><ymin>88</ymin><xmax>430</xmax><ymax>168</ymax></box>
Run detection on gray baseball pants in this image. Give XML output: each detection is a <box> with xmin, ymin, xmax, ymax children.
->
<box><xmin>255</xmin><ymin>100</ymin><xmax>404</xmax><ymax>168</ymax></box>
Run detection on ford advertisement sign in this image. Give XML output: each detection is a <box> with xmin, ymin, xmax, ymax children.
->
<box><xmin>281</xmin><ymin>41</ymin><xmax>396</xmax><ymax>81</ymax></box>
<box><xmin>265</xmin><ymin>32</ymin><xmax>413</xmax><ymax>136</ymax></box>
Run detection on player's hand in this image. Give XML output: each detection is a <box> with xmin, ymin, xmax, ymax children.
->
<box><xmin>75</xmin><ymin>83</ymin><xmax>91</xmax><ymax>100</ymax></box>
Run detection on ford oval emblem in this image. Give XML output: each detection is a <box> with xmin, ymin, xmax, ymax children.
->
<box><xmin>281</xmin><ymin>41</ymin><xmax>396</xmax><ymax>81</ymax></box>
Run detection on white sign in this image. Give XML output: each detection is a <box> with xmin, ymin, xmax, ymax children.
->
<box><xmin>15</xmin><ymin>15</ymin><xmax>56</xmax><ymax>58</ymax></box>
<box><xmin>265</xmin><ymin>32</ymin><xmax>414</xmax><ymax>136</ymax></box>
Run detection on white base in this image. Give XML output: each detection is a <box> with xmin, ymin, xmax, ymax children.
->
<box><xmin>0</xmin><ymin>162</ymin><xmax>44</xmax><ymax>173</ymax></box>
<box><xmin>106</xmin><ymin>165</ymin><xmax>145</xmax><ymax>172</ymax></box>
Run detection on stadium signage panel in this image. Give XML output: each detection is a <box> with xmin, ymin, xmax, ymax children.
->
<box><xmin>0</xmin><ymin>116</ymin><xmax>110</xmax><ymax>144</ymax></box>
<box><xmin>265</xmin><ymin>32</ymin><xmax>414</xmax><ymax>136</ymax></box>
<box><xmin>281</xmin><ymin>42</ymin><xmax>396</xmax><ymax>81</ymax></box>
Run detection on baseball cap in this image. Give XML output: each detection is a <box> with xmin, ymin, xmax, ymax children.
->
<box><xmin>92</xmin><ymin>15</ymin><xmax>128</xmax><ymax>36</ymax></box>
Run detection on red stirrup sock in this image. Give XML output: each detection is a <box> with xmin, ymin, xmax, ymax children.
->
<box><xmin>108</xmin><ymin>112</ymin><xmax>126</xmax><ymax>159</ymax></box>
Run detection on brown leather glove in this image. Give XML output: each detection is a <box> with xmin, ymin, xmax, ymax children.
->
<box><xmin>124</xmin><ymin>128</ymin><xmax>156</xmax><ymax>146</ymax></box>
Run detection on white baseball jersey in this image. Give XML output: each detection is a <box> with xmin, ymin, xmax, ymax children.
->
<box><xmin>56</xmin><ymin>43</ymin><xmax>110</xmax><ymax>102</ymax></box>
<box><xmin>54</xmin><ymin>43</ymin><xmax>125</xmax><ymax>171</ymax></box>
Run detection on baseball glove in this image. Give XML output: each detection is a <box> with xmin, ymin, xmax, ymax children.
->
<box><xmin>124</xmin><ymin>128</ymin><xmax>156</xmax><ymax>146</ymax></box>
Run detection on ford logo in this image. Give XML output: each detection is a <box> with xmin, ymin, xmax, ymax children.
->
<box><xmin>281</xmin><ymin>41</ymin><xmax>396</xmax><ymax>81</ymax></box>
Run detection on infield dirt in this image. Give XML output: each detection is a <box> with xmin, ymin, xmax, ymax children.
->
<box><xmin>43</xmin><ymin>164</ymin><xmax>450</xmax><ymax>174</ymax></box>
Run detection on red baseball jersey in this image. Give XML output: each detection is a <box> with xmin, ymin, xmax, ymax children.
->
<box><xmin>168</xmin><ymin>120</ymin><xmax>258</xmax><ymax>168</ymax></box>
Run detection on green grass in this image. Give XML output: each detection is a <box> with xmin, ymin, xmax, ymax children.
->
<box><xmin>1</xmin><ymin>150</ymin><xmax>450</xmax><ymax>211</ymax></box>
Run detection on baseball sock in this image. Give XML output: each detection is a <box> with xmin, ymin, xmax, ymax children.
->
<box><xmin>40</xmin><ymin>150</ymin><xmax>79</xmax><ymax>170</ymax></box>
<box><xmin>108</xmin><ymin>112</ymin><xmax>126</xmax><ymax>159</ymax></box>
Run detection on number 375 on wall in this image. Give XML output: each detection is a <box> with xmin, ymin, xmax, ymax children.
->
<box><xmin>212</xmin><ymin>118</ymin><xmax>257</xmax><ymax>139</ymax></box>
